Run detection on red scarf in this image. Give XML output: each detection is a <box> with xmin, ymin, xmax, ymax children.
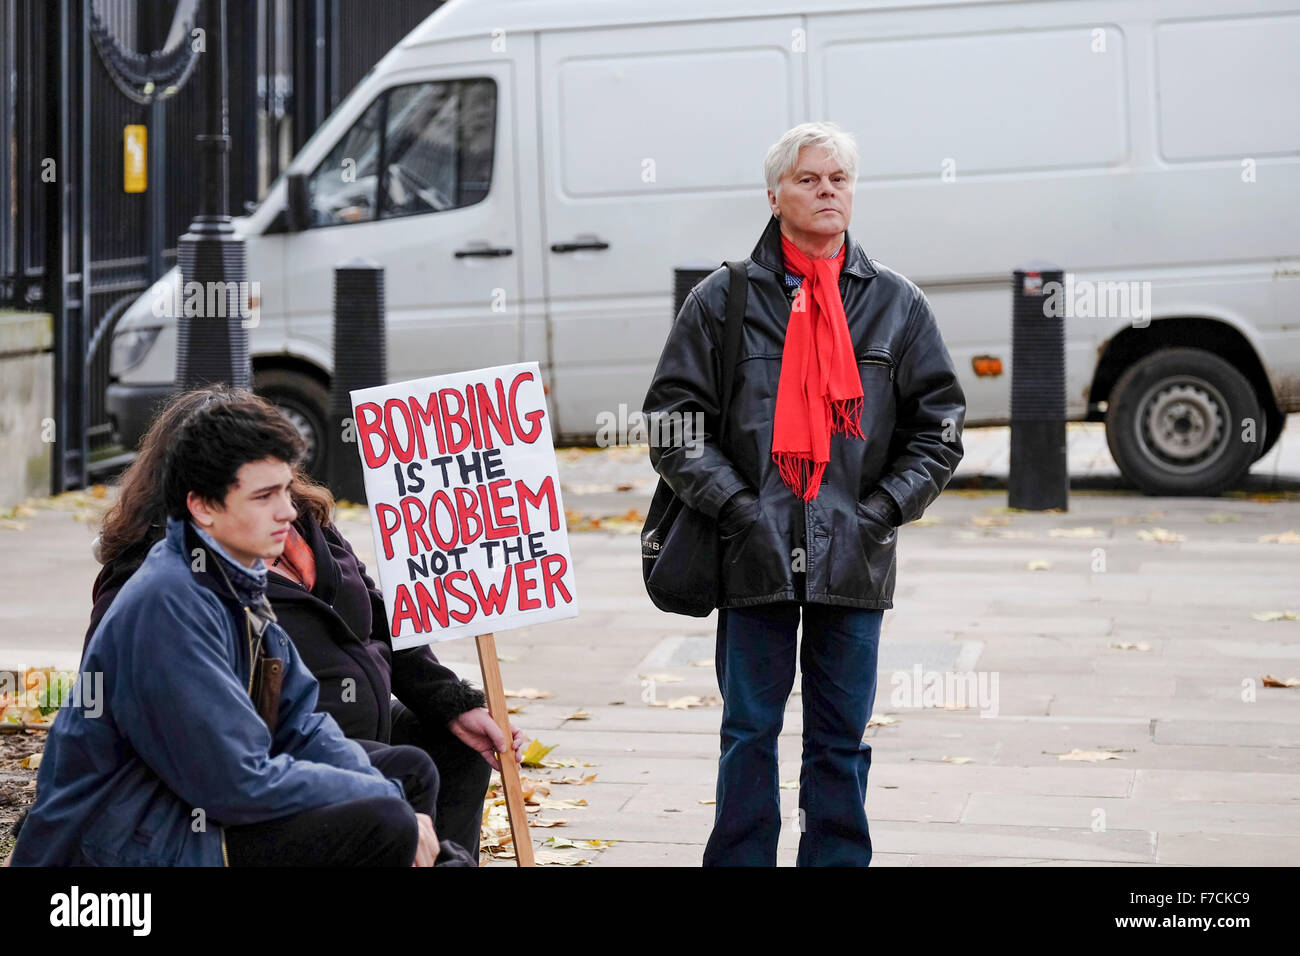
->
<box><xmin>772</xmin><ymin>233</ymin><xmax>864</xmax><ymax>500</ymax></box>
<box><xmin>275</xmin><ymin>524</ymin><xmax>317</xmax><ymax>592</ymax></box>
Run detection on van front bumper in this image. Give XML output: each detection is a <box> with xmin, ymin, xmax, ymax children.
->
<box><xmin>106</xmin><ymin>382</ymin><xmax>177</xmax><ymax>449</ymax></box>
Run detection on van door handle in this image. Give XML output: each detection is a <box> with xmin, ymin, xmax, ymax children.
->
<box><xmin>550</xmin><ymin>240</ymin><xmax>610</xmax><ymax>253</ymax></box>
<box><xmin>454</xmin><ymin>245</ymin><xmax>513</xmax><ymax>258</ymax></box>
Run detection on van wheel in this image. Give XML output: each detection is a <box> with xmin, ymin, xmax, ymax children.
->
<box><xmin>1105</xmin><ymin>348</ymin><xmax>1261</xmax><ymax>496</ymax></box>
<box><xmin>254</xmin><ymin>368</ymin><xmax>330</xmax><ymax>481</ymax></box>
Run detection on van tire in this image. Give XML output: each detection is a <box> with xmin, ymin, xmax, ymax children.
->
<box><xmin>1105</xmin><ymin>348</ymin><xmax>1260</xmax><ymax>496</ymax></box>
<box><xmin>254</xmin><ymin>368</ymin><xmax>330</xmax><ymax>481</ymax></box>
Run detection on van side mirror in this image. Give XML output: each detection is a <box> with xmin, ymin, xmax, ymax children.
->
<box><xmin>285</xmin><ymin>172</ymin><xmax>310</xmax><ymax>232</ymax></box>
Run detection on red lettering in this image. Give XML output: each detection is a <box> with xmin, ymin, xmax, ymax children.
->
<box><xmin>513</xmin><ymin>559</ymin><xmax>541</xmax><ymax>610</ymax></box>
<box><xmin>540</xmin><ymin>553</ymin><xmax>572</xmax><ymax>608</ymax></box>
<box><xmin>408</xmin><ymin>393</ymin><xmax>440</xmax><ymax>458</ymax></box>
<box><xmin>399</xmin><ymin>496</ymin><xmax>432</xmax><ymax>556</ymax></box>
<box><xmin>453</xmin><ymin>487</ymin><xmax>483</xmax><ymax>545</ymax></box>
<box><xmin>470</xmin><ymin>569</ymin><xmax>512</xmax><ymax>616</ymax></box>
<box><xmin>507</xmin><ymin>371</ymin><xmax>545</xmax><ymax>443</ymax></box>
<box><xmin>516</xmin><ymin>476</ymin><xmax>559</xmax><ymax>534</ymax></box>
<box><xmin>487</xmin><ymin>478</ymin><xmax>520</xmax><ymax>533</ymax></box>
<box><xmin>390</xmin><ymin>584</ymin><xmax>420</xmax><ymax>637</ymax></box>
<box><xmin>476</xmin><ymin>378</ymin><xmax>513</xmax><ymax>446</ymax></box>
<box><xmin>415</xmin><ymin>579</ymin><xmax>450</xmax><ymax>630</ymax></box>
<box><xmin>477</xmin><ymin>482</ymin><xmax>518</xmax><ymax>539</ymax></box>
<box><xmin>356</xmin><ymin>402</ymin><xmax>390</xmax><ymax>468</ymax></box>
<box><xmin>376</xmin><ymin>503</ymin><xmax>402</xmax><ymax>560</ymax></box>
<box><xmin>442</xmin><ymin>571</ymin><xmax>477</xmax><ymax>624</ymax></box>
<box><xmin>463</xmin><ymin>385</ymin><xmax>481</xmax><ymax>449</ymax></box>
<box><xmin>383</xmin><ymin>398</ymin><xmax>417</xmax><ymax>464</ymax></box>
<box><xmin>428</xmin><ymin>490</ymin><xmax>458</xmax><ymax>551</ymax></box>
<box><xmin>439</xmin><ymin>388</ymin><xmax>471</xmax><ymax>453</ymax></box>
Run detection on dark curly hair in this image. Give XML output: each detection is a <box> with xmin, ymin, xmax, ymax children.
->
<box><xmin>98</xmin><ymin>387</ymin><xmax>339</xmax><ymax>564</ymax></box>
<box><xmin>161</xmin><ymin>391</ymin><xmax>307</xmax><ymax>519</ymax></box>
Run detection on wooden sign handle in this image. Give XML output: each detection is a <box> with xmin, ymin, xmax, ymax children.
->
<box><xmin>475</xmin><ymin>632</ymin><xmax>534</xmax><ymax>867</ymax></box>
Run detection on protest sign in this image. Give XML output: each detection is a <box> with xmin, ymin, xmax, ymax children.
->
<box><xmin>349</xmin><ymin>362</ymin><xmax>579</xmax><ymax>651</ymax></box>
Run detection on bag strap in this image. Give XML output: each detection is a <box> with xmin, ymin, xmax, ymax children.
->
<box><xmin>717</xmin><ymin>260</ymin><xmax>748</xmax><ymax>443</ymax></box>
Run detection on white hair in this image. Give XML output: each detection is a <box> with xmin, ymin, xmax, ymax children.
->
<box><xmin>764</xmin><ymin>122</ymin><xmax>859</xmax><ymax>197</ymax></box>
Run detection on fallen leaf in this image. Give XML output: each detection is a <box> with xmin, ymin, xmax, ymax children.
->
<box><xmin>541</xmin><ymin>758</ymin><xmax>596</xmax><ymax>768</ymax></box>
<box><xmin>1109</xmin><ymin>642</ymin><xmax>1152</xmax><ymax>651</ymax></box>
<box><xmin>504</xmin><ymin>687</ymin><xmax>552</xmax><ymax>699</ymax></box>
<box><xmin>507</xmin><ymin>703</ymin><xmax>525</xmax><ymax>714</ymax></box>
<box><xmin>1026</xmin><ymin>560</ymin><xmax>1051</xmax><ymax>571</ymax></box>
<box><xmin>561</xmin><ymin>709</ymin><xmax>592</xmax><ymax>721</ymax></box>
<box><xmin>866</xmin><ymin>713</ymin><xmax>899</xmax><ymax>728</ymax></box>
<box><xmin>21</xmin><ymin>752</ymin><xmax>42</xmax><ymax>769</ymax></box>
<box><xmin>550</xmin><ymin>773</ymin><xmax>598</xmax><ymax>786</ymax></box>
<box><xmin>779</xmin><ymin>780</ymin><xmax>799</xmax><ymax>790</ymax></box>
<box><xmin>942</xmin><ymin>756</ymin><xmax>973</xmax><ymax>764</ymax></box>
<box><xmin>1049</xmin><ymin>527</ymin><xmax>1105</xmax><ymax>538</ymax></box>
<box><xmin>1259</xmin><ymin>530</ymin><xmax>1300</xmax><ymax>544</ymax></box>
<box><xmin>1056</xmin><ymin>748</ymin><xmax>1125</xmax><ymax>762</ymax></box>
<box><xmin>538</xmin><ymin>799</ymin><xmax>588</xmax><ymax>810</ymax></box>
<box><xmin>579</xmin><ymin>839</ymin><xmax>615</xmax><ymax>849</ymax></box>
<box><xmin>1251</xmin><ymin>610</ymin><xmax>1298</xmax><ymax>622</ymax></box>
<box><xmin>1137</xmin><ymin>527</ymin><xmax>1184</xmax><ymax>542</ymax></box>
<box><xmin>529</xmin><ymin>818</ymin><xmax>568</xmax><ymax>828</ymax></box>
<box><xmin>1112</xmin><ymin>511</ymin><xmax>1166</xmax><ymax>525</ymax></box>
<box><xmin>533</xmin><ymin>850</ymin><xmax>590</xmax><ymax>866</ymax></box>
<box><xmin>650</xmin><ymin>695</ymin><xmax>720</xmax><ymax>709</ymax></box>
<box><xmin>520</xmin><ymin>740</ymin><xmax>558</xmax><ymax>767</ymax></box>
<box><xmin>497</xmin><ymin>654</ymin><xmax>518</xmax><ymax>662</ymax></box>
<box><xmin>1262</xmin><ymin>674</ymin><xmax>1300</xmax><ymax>688</ymax></box>
<box><xmin>690</xmin><ymin>659</ymin><xmax>713</xmax><ymax>667</ymax></box>
<box><xmin>698</xmin><ymin>798</ymin><xmax>716</xmax><ymax>805</ymax></box>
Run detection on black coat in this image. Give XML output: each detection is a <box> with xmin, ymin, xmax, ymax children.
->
<box><xmin>85</xmin><ymin>514</ymin><xmax>485</xmax><ymax>742</ymax></box>
<box><xmin>642</xmin><ymin>214</ymin><xmax>966</xmax><ymax>610</ymax></box>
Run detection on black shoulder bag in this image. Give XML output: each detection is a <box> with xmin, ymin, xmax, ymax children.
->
<box><xmin>640</xmin><ymin>260</ymin><xmax>747</xmax><ymax>616</ymax></box>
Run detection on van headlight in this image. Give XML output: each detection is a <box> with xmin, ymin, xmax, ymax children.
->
<box><xmin>111</xmin><ymin>326</ymin><xmax>163</xmax><ymax>373</ymax></box>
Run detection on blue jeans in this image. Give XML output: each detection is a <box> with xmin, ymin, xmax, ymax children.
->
<box><xmin>703</xmin><ymin>601</ymin><xmax>883</xmax><ymax>867</ymax></box>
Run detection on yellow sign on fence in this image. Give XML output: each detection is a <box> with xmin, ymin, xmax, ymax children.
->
<box><xmin>123</xmin><ymin>125</ymin><xmax>147</xmax><ymax>193</ymax></box>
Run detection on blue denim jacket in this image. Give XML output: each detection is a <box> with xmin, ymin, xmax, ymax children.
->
<box><xmin>11</xmin><ymin>516</ymin><xmax>403</xmax><ymax>866</ymax></box>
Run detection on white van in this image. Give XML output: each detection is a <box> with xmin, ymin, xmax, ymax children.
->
<box><xmin>108</xmin><ymin>0</ymin><xmax>1300</xmax><ymax>495</ymax></box>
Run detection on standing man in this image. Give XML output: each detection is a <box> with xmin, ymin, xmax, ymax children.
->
<box><xmin>643</xmin><ymin>122</ymin><xmax>965</xmax><ymax>866</ymax></box>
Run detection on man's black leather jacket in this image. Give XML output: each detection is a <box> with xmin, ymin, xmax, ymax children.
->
<box><xmin>642</xmin><ymin>213</ymin><xmax>966</xmax><ymax>610</ymax></box>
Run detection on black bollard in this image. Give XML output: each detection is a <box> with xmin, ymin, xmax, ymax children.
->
<box><xmin>176</xmin><ymin>0</ymin><xmax>249</xmax><ymax>391</ymax></box>
<box><xmin>1009</xmin><ymin>266</ymin><xmax>1068</xmax><ymax>511</ymax></box>
<box><xmin>328</xmin><ymin>259</ymin><xmax>387</xmax><ymax>504</ymax></box>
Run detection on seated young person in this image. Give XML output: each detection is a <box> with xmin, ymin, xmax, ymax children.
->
<box><xmin>80</xmin><ymin>386</ymin><xmax>524</xmax><ymax>859</ymax></box>
<box><xmin>10</xmin><ymin>397</ymin><xmax>443</xmax><ymax>866</ymax></box>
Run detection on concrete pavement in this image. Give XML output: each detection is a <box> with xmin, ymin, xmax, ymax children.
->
<box><xmin>2</xmin><ymin>423</ymin><xmax>1299</xmax><ymax>865</ymax></box>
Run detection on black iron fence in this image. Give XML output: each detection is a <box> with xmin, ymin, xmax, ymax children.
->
<box><xmin>0</xmin><ymin>0</ymin><xmax>441</xmax><ymax>492</ymax></box>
